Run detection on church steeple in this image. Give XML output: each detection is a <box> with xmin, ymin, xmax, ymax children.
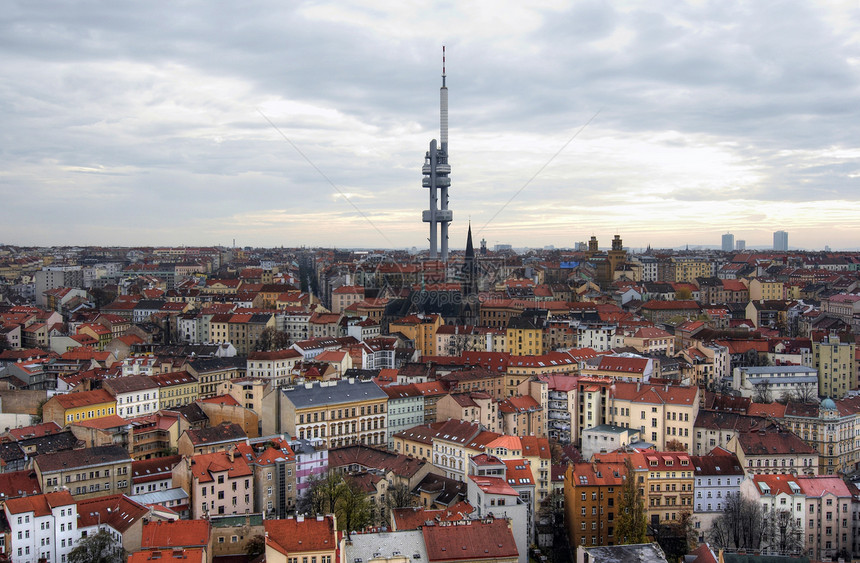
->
<box><xmin>465</xmin><ymin>222</ymin><xmax>475</xmax><ymax>258</ymax></box>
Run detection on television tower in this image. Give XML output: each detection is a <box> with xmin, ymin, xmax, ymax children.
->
<box><xmin>422</xmin><ymin>47</ymin><xmax>453</xmax><ymax>261</ymax></box>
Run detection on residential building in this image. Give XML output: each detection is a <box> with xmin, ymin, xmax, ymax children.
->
<box><xmin>289</xmin><ymin>437</ymin><xmax>328</xmax><ymax>498</ymax></box>
<box><xmin>782</xmin><ymin>398</ymin><xmax>860</xmax><ymax>475</ymax></box>
<box><xmin>237</xmin><ymin>436</ymin><xmax>296</xmax><ymax>517</ymax></box>
<box><xmin>139</xmin><ymin>519</ymin><xmax>212</xmax><ymax>562</ymax></box>
<box><xmin>263</xmin><ymin>378</ymin><xmax>388</xmax><ymax>448</ymax></box>
<box><xmin>797</xmin><ymin>475</ymin><xmax>853</xmax><ymax>560</ymax></box>
<box><xmin>42</xmin><ymin>389</ymin><xmax>118</xmax><ymax>427</ymax></box>
<box><xmin>33</xmin><ymin>445</ymin><xmax>133</xmax><ymax>499</ymax></box>
<box><xmin>104</xmin><ymin>375</ymin><xmax>160</xmax><ymax>419</ymax></box>
<box><xmin>4</xmin><ymin>491</ymin><xmax>77</xmax><ymax>563</ymax></box>
<box><xmin>691</xmin><ymin>448</ymin><xmax>745</xmax><ymax>542</ymax></box>
<box><xmin>728</xmin><ymin>427</ymin><xmax>819</xmax><ymax>476</ymax></box>
<box><xmin>731</xmin><ymin>365</ymin><xmax>819</xmax><ymax>401</ymax></box>
<box><xmin>264</xmin><ymin>515</ymin><xmax>338</xmax><ymax>563</ymax></box>
<box><xmin>389</xmin><ymin>314</ymin><xmax>444</xmax><ymax>357</ymax></box>
<box><xmin>467</xmin><ymin>462</ymin><xmax>530</xmax><ymax>563</ymax></box>
<box><xmin>563</xmin><ymin>459</ymin><xmax>625</xmax><ymax>547</ymax></box>
<box><xmin>739</xmin><ymin>474</ymin><xmax>806</xmax><ymax>556</ymax></box>
<box><xmin>421</xmin><ymin>518</ymin><xmax>519</xmax><ymax>563</ymax></box>
<box><xmin>151</xmin><ymin>370</ymin><xmax>199</xmax><ymax>410</ymax></box>
<box><xmin>76</xmin><ymin>494</ymin><xmax>149</xmax><ymax>554</ymax></box>
<box><xmin>774</xmin><ymin>230</ymin><xmax>789</xmax><ymax>251</ymax></box>
<box><xmin>813</xmin><ymin>335</ymin><xmax>857</xmax><ymax>399</ymax></box>
<box><xmin>382</xmin><ymin>384</ymin><xmax>425</xmax><ymax>449</ymax></box>
<box><xmin>175</xmin><ymin>448</ymin><xmax>254</xmax><ymax>519</ymax></box>
<box><xmin>247</xmin><ymin>349</ymin><xmax>302</xmax><ymax>388</ymax></box>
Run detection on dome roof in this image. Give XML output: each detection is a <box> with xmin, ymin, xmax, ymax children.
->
<box><xmin>821</xmin><ymin>397</ymin><xmax>837</xmax><ymax>410</ymax></box>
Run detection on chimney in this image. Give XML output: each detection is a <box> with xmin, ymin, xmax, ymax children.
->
<box><xmin>296</xmin><ymin>514</ymin><xmax>304</xmax><ymax>522</ymax></box>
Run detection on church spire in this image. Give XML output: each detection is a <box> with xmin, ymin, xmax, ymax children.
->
<box><xmin>465</xmin><ymin>221</ymin><xmax>475</xmax><ymax>258</ymax></box>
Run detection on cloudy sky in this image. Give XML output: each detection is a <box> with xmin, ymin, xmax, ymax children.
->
<box><xmin>3</xmin><ymin>1</ymin><xmax>860</xmax><ymax>251</ymax></box>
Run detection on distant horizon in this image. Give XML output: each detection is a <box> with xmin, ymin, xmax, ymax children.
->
<box><xmin>4</xmin><ymin>241</ymin><xmax>860</xmax><ymax>254</ymax></box>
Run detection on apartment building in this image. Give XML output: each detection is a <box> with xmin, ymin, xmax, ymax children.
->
<box><xmin>4</xmin><ymin>491</ymin><xmax>77</xmax><ymax>563</ymax></box>
<box><xmin>33</xmin><ymin>445</ymin><xmax>133</xmax><ymax>499</ymax></box>
<box><xmin>104</xmin><ymin>375</ymin><xmax>160</xmax><ymax>419</ymax></box>
<box><xmin>563</xmin><ymin>459</ymin><xmax>625</xmax><ymax>547</ymax></box>
<box><xmin>263</xmin><ymin>378</ymin><xmax>388</xmax><ymax>448</ymax></box>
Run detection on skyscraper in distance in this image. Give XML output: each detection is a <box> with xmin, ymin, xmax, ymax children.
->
<box><xmin>736</xmin><ymin>240</ymin><xmax>746</xmax><ymax>251</ymax></box>
<box><xmin>773</xmin><ymin>230</ymin><xmax>788</xmax><ymax>251</ymax></box>
<box><xmin>721</xmin><ymin>233</ymin><xmax>734</xmax><ymax>252</ymax></box>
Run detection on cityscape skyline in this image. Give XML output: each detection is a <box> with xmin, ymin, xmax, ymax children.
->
<box><xmin>3</xmin><ymin>2</ymin><xmax>860</xmax><ymax>250</ymax></box>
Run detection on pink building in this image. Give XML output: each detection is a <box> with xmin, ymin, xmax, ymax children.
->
<box><xmin>797</xmin><ymin>476</ymin><xmax>853</xmax><ymax>560</ymax></box>
<box><xmin>184</xmin><ymin>448</ymin><xmax>253</xmax><ymax>519</ymax></box>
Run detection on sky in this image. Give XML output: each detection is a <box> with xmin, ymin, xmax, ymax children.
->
<box><xmin>2</xmin><ymin>1</ymin><xmax>860</xmax><ymax>251</ymax></box>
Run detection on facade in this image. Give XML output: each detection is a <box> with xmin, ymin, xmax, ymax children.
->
<box><xmin>691</xmin><ymin>448</ymin><xmax>744</xmax><ymax>541</ymax></box>
<box><xmin>813</xmin><ymin>335</ymin><xmax>857</xmax><ymax>399</ymax></box>
<box><xmin>383</xmin><ymin>384</ymin><xmax>425</xmax><ymax>449</ymax></box>
<box><xmin>731</xmin><ymin>365</ymin><xmax>819</xmax><ymax>401</ymax></box>
<box><xmin>782</xmin><ymin>398</ymin><xmax>860</xmax><ymax>475</ymax></box>
<box><xmin>563</xmin><ymin>459</ymin><xmax>625</xmax><ymax>547</ymax></box>
<box><xmin>797</xmin><ymin>475</ymin><xmax>853</xmax><ymax>560</ymax></box>
<box><xmin>389</xmin><ymin>314</ymin><xmax>444</xmax><ymax>357</ymax></box>
<box><xmin>4</xmin><ymin>491</ymin><xmax>77</xmax><ymax>563</ymax></box>
<box><xmin>176</xmin><ymin>448</ymin><xmax>254</xmax><ymax>519</ymax></box>
<box><xmin>247</xmin><ymin>349</ymin><xmax>303</xmax><ymax>388</ymax></box>
<box><xmin>289</xmin><ymin>438</ymin><xmax>328</xmax><ymax>498</ymax></box>
<box><xmin>728</xmin><ymin>427</ymin><xmax>819</xmax><ymax>476</ymax></box>
<box><xmin>264</xmin><ymin>379</ymin><xmax>388</xmax><ymax>448</ymax></box>
<box><xmin>33</xmin><ymin>445</ymin><xmax>133</xmax><ymax>499</ymax></box>
<box><xmin>104</xmin><ymin>375</ymin><xmax>160</xmax><ymax>419</ymax></box>
<box><xmin>151</xmin><ymin>370</ymin><xmax>199</xmax><ymax>409</ymax></box>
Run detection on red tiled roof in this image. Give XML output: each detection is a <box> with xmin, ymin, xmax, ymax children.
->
<box><xmin>422</xmin><ymin>518</ymin><xmax>518</xmax><ymax>562</ymax></box>
<box><xmin>141</xmin><ymin>519</ymin><xmax>210</xmax><ymax>548</ymax></box>
<box><xmin>5</xmin><ymin>491</ymin><xmax>75</xmax><ymax>516</ymax></box>
<box><xmin>76</xmin><ymin>494</ymin><xmax>149</xmax><ymax>533</ymax></box>
<box><xmin>264</xmin><ymin>516</ymin><xmax>338</xmax><ymax>554</ymax></box>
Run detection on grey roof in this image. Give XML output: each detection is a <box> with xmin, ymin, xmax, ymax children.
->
<box><xmin>210</xmin><ymin>513</ymin><xmax>264</xmax><ymax>527</ymax></box>
<box><xmin>281</xmin><ymin>379</ymin><xmax>387</xmax><ymax>409</ymax></box>
<box><xmin>583</xmin><ymin>424</ymin><xmax>635</xmax><ymax>435</ymax></box>
<box><xmin>188</xmin><ymin>356</ymin><xmax>245</xmax><ymax>373</ymax></box>
<box><xmin>739</xmin><ymin>366</ymin><xmax>817</xmax><ymax>374</ymax></box>
<box><xmin>184</xmin><ymin>422</ymin><xmax>247</xmax><ymax>446</ymax></box>
<box><xmin>19</xmin><ymin>431</ymin><xmax>83</xmax><ymax>455</ymax></box>
<box><xmin>343</xmin><ymin>530</ymin><xmax>427</xmax><ymax>563</ymax></box>
<box><xmin>582</xmin><ymin>542</ymin><xmax>668</xmax><ymax>563</ymax></box>
<box><xmin>104</xmin><ymin>375</ymin><xmax>159</xmax><ymax>394</ymax></box>
<box><xmin>128</xmin><ymin>487</ymin><xmax>189</xmax><ymax>506</ymax></box>
<box><xmin>35</xmin><ymin>445</ymin><xmax>132</xmax><ymax>472</ymax></box>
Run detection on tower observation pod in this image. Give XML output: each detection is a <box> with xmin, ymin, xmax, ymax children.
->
<box><xmin>422</xmin><ymin>46</ymin><xmax>453</xmax><ymax>262</ymax></box>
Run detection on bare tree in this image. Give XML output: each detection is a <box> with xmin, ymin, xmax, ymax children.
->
<box><xmin>753</xmin><ymin>380</ymin><xmax>773</xmax><ymax>403</ymax></box>
<box><xmin>763</xmin><ymin>509</ymin><xmax>803</xmax><ymax>556</ymax></box>
<box><xmin>708</xmin><ymin>494</ymin><xmax>766</xmax><ymax>552</ymax></box>
<box><xmin>791</xmin><ymin>382</ymin><xmax>818</xmax><ymax>404</ymax></box>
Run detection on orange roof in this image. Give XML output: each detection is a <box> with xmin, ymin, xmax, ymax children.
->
<box><xmin>52</xmin><ymin>389</ymin><xmax>116</xmax><ymax>409</ymax></box>
<box><xmin>190</xmin><ymin>450</ymin><xmax>252</xmax><ymax>482</ymax></box>
<box><xmin>264</xmin><ymin>516</ymin><xmax>338</xmax><ymax>555</ymax></box>
<box><xmin>141</xmin><ymin>520</ymin><xmax>211</xmax><ymax>548</ymax></box>
<box><xmin>5</xmin><ymin>490</ymin><xmax>75</xmax><ymax>516</ymax></box>
<box><xmin>129</xmin><ymin>549</ymin><xmax>204</xmax><ymax>563</ymax></box>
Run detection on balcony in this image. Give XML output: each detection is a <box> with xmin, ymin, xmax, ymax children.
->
<box><xmin>548</xmin><ymin>412</ymin><xmax>571</xmax><ymax>420</ymax></box>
